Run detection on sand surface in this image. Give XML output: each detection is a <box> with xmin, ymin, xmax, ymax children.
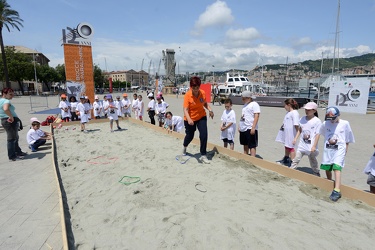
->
<box><xmin>55</xmin><ymin>120</ymin><xmax>375</xmax><ymax>249</ymax></box>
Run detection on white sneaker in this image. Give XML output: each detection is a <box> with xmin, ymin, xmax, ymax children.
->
<box><xmin>199</xmin><ymin>155</ymin><xmax>210</xmax><ymax>164</ymax></box>
<box><xmin>182</xmin><ymin>147</ymin><xmax>187</xmax><ymax>156</ymax></box>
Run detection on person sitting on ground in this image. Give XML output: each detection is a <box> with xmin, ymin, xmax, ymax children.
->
<box><xmin>27</xmin><ymin>118</ymin><xmax>51</xmax><ymax>152</ymax></box>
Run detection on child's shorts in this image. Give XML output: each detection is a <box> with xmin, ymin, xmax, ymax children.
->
<box><xmin>367</xmin><ymin>173</ymin><xmax>375</xmax><ymax>187</ymax></box>
<box><xmin>320</xmin><ymin>163</ymin><xmax>342</xmax><ymax>171</ymax></box>
<box><xmin>222</xmin><ymin>138</ymin><xmax>234</xmax><ymax>144</ymax></box>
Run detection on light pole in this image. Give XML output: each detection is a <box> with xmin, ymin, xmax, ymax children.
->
<box><xmin>33</xmin><ymin>53</ymin><xmax>39</xmax><ymax>95</ymax></box>
<box><xmin>212</xmin><ymin>65</ymin><xmax>215</xmax><ymax>84</ymax></box>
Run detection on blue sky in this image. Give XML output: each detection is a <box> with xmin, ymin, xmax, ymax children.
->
<box><xmin>4</xmin><ymin>0</ymin><xmax>375</xmax><ymax>74</ymax></box>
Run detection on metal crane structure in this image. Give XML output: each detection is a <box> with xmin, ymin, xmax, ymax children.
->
<box><xmin>162</xmin><ymin>49</ymin><xmax>176</xmax><ymax>87</ymax></box>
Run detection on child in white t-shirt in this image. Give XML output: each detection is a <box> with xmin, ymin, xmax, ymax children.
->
<box><xmin>27</xmin><ymin>118</ymin><xmax>51</xmax><ymax>152</ymax></box>
<box><xmin>290</xmin><ymin>102</ymin><xmax>322</xmax><ymax>176</ymax></box>
<box><xmin>104</xmin><ymin>94</ymin><xmax>121</xmax><ymax>132</ymax></box>
<box><xmin>136</xmin><ymin>95</ymin><xmax>144</xmax><ymax>121</ymax></box>
<box><xmin>121</xmin><ymin>93</ymin><xmax>131</xmax><ymax>117</ymax></box>
<box><xmin>363</xmin><ymin>144</ymin><xmax>375</xmax><ymax>194</ymax></box>
<box><xmin>115</xmin><ymin>96</ymin><xmax>124</xmax><ymax>118</ymax></box>
<box><xmin>238</xmin><ymin>91</ymin><xmax>260</xmax><ymax>157</ymax></box>
<box><xmin>275</xmin><ymin>98</ymin><xmax>300</xmax><ymax>166</ymax></box>
<box><xmin>220</xmin><ymin>98</ymin><xmax>236</xmax><ymax>150</ymax></box>
<box><xmin>76</xmin><ymin>96</ymin><xmax>90</xmax><ymax>132</ymax></box>
<box><xmin>93</xmin><ymin>95</ymin><xmax>102</xmax><ymax>119</ymax></box>
<box><xmin>318</xmin><ymin>106</ymin><xmax>355</xmax><ymax>202</ymax></box>
<box><xmin>164</xmin><ymin>111</ymin><xmax>183</xmax><ymax>133</ymax></box>
<box><xmin>132</xmin><ymin>93</ymin><xmax>139</xmax><ymax>119</ymax></box>
<box><xmin>155</xmin><ymin>95</ymin><xmax>169</xmax><ymax>127</ymax></box>
<box><xmin>59</xmin><ymin>94</ymin><xmax>71</xmax><ymax>122</ymax></box>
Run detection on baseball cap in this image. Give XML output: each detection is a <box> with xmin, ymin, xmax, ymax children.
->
<box><xmin>106</xmin><ymin>94</ymin><xmax>113</xmax><ymax>99</ymax></box>
<box><xmin>156</xmin><ymin>95</ymin><xmax>161</xmax><ymax>99</ymax></box>
<box><xmin>80</xmin><ymin>96</ymin><xmax>85</xmax><ymax>99</ymax></box>
<box><xmin>61</xmin><ymin>94</ymin><xmax>67</xmax><ymax>98</ymax></box>
<box><xmin>30</xmin><ymin>117</ymin><xmax>40</xmax><ymax>124</ymax></box>
<box><xmin>303</xmin><ymin>102</ymin><xmax>318</xmax><ymax>110</ymax></box>
<box><xmin>95</xmin><ymin>95</ymin><xmax>99</xmax><ymax>99</ymax></box>
<box><xmin>116</xmin><ymin>96</ymin><xmax>120</xmax><ymax>99</ymax></box>
<box><xmin>122</xmin><ymin>93</ymin><xmax>128</xmax><ymax>97</ymax></box>
<box><xmin>147</xmin><ymin>93</ymin><xmax>154</xmax><ymax>98</ymax></box>
<box><xmin>325</xmin><ymin>106</ymin><xmax>340</xmax><ymax>121</ymax></box>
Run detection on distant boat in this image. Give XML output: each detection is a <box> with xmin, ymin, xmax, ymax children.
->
<box><xmin>218</xmin><ymin>72</ymin><xmax>266</xmax><ymax>97</ymax></box>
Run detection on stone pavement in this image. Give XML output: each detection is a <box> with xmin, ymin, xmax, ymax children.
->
<box><xmin>0</xmin><ymin>96</ymin><xmax>63</xmax><ymax>249</ymax></box>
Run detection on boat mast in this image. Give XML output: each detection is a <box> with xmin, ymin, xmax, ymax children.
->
<box><xmin>332</xmin><ymin>0</ymin><xmax>340</xmax><ymax>75</ymax></box>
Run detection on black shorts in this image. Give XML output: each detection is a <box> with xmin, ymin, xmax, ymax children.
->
<box><xmin>239</xmin><ymin>129</ymin><xmax>258</xmax><ymax>149</ymax></box>
<box><xmin>367</xmin><ymin>173</ymin><xmax>375</xmax><ymax>187</ymax></box>
<box><xmin>222</xmin><ymin>138</ymin><xmax>234</xmax><ymax>144</ymax></box>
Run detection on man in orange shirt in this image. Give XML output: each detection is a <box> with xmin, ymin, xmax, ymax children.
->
<box><xmin>182</xmin><ymin>76</ymin><xmax>214</xmax><ymax>164</ymax></box>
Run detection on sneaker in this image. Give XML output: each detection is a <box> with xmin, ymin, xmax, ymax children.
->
<box><xmin>329</xmin><ymin>190</ymin><xmax>342</xmax><ymax>202</ymax></box>
<box><xmin>182</xmin><ymin>147</ymin><xmax>187</xmax><ymax>156</ymax></box>
<box><xmin>313</xmin><ymin>172</ymin><xmax>321</xmax><ymax>177</ymax></box>
<box><xmin>9</xmin><ymin>158</ymin><xmax>17</xmax><ymax>162</ymax></box>
<box><xmin>17</xmin><ymin>152</ymin><xmax>27</xmax><ymax>156</ymax></box>
<box><xmin>199</xmin><ymin>155</ymin><xmax>210</xmax><ymax>164</ymax></box>
<box><xmin>117</xmin><ymin>126</ymin><xmax>122</xmax><ymax>130</ymax></box>
<box><xmin>111</xmin><ymin>129</ymin><xmax>114</xmax><ymax>133</ymax></box>
<box><xmin>83</xmin><ymin>130</ymin><xmax>88</xmax><ymax>133</ymax></box>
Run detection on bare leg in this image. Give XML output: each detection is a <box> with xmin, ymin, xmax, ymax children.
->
<box><xmin>224</xmin><ymin>142</ymin><xmax>228</xmax><ymax>148</ymax></box>
<box><xmin>229</xmin><ymin>143</ymin><xmax>234</xmax><ymax>150</ymax></box>
<box><xmin>243</xmin><ymin>145</ymin><xmax>249</xmax><ymax>155</ymax></box>
<box><xmin>333</xmin><ymin>170</ymin><xmax>341</xmax><ymax>190</ymax></box>
<box><xmin>250</xmin><ymin>147</ymin><xmax>256</xmax><ymax>157</ymax></box>
<box><xmin>370</xmin><ymin>186</ymin><xmax>375</xmax><ymax>194</ymax></box>
<box><xmin>326</xmin><ymin>170</ymin><xmax>332</xmax><ymax>180</ymax></box>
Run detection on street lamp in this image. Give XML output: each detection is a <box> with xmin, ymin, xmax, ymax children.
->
<box><xmin>33</xmin><ymin>53</ymin><xmax>39</xmax><ymax>95</ymax></box>
<box><xmin>212</xmin><ymin>65</ymin><xmax>215</xmax><ymax>84</ymax></box>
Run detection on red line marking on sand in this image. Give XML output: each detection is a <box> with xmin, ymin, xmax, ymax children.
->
<box><xmin>87</xmin><ymin>156</ymin><xmax>119</xmax><ymax>165</ymax></box>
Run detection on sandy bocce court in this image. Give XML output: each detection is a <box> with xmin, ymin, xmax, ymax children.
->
<box><xmin>54</xmin><ymin>121</ymin><xmax>375</xmax><ymax>249</ymax></box>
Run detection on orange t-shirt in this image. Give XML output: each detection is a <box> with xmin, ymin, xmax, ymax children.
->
<box><xmin>183</xmin><ymin>89</ymin><xmax>207</xmax><ymax>121</ymax></box>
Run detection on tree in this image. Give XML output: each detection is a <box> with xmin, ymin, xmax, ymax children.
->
<box><xmin>93</xmin><ymin>64</ymin><xmax>104</xmax><ymax>87</ymax></box>
<box><xmin>0</xmin><ymin>0</ymin><xmax>23</xmax><ymax>87</ymax></box>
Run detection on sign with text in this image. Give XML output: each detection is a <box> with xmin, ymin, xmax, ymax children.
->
<box><xmin>62</xmin><ymin>23</ymin><xmax>94</xmax><ymax>102</ymax></box>
<box><xmin>328</xmin><ymin>78</ymin><xmax>370</xmax><ymax>114</ymax></box>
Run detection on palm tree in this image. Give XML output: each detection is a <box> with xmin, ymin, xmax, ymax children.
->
<box><xmin>0</xmin><ymin>0</ymin><xmax>23</xmax><ymax>88</ymax></box>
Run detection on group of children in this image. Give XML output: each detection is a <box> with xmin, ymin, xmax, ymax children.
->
<box><xmin>218</xmin><ymin>93</ymin><xmax>374</xmax><ymax>201</ymax></box>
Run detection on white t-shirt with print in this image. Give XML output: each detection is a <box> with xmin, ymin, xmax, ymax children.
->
<box><xmin>220</xmin><ymin>109</ymin><xmax>236</xmax><ymax>141</ymax></box>
<box><xmin>297</xmin><ymin>116</ymin><xmax>322</xmax><ymax>155</ymax></box>
<box><xmin>156</xmin><ymin>101</ymin><xmax>169</xmax><ymax>114</ymax></box>
<box><xmin>319</xmin><ymin>119</ymin><xmax>355</xmax><ymax>167</ymax></box>
<box><xmin>122</xmin><ymin>98</ymin><xmax>131</xmax><ymax>114</ymax></box>
<box><xmin>239</xmin><ymin>101</ymin><xmax>260</xmax><ymax>132</ymax></box>
<box><xmin>275</xmin><ymin>110</ymin><xmax>300</xmax><ymax>148</ymax></box>
<box><xmin>59</xmin><ymin>100</ymin><xmax>71</xmax><ymax>119</ymax></box>
<box><xmin>364</xmin><ymin>151</ymin><xmax>375</xmax><ymax>176</ymax></box>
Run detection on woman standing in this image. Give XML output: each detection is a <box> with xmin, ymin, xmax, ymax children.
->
<box><xmin>182</xmin><ymin>76</ymin><xmax>214</xmax><ymax>164</ymax></box>
<box><xmin>0</xmin><ymin>88</ymin><xmax>27</xmax><ymax>161</ymax></box>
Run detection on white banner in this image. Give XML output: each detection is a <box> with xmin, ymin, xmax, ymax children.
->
<box><xmin>66</xmin><ymin>81</ymin><xmax>86</xmax><ymax>100</ymax></box>
<box><xmin>328</xmin><ymin>78</ymin><xmax>370</xmax><ymax>114</ymax></box>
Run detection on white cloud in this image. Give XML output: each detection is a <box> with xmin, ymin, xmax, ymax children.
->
<box><xmin>224</xmin><ymin>28</ymin><xmax>261</xmax><ymax>48</ymax></box>
<box><xmin>191</xmin><ymin>0</ymin><xmax>234</xmax><ymax>36</ymax></box>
